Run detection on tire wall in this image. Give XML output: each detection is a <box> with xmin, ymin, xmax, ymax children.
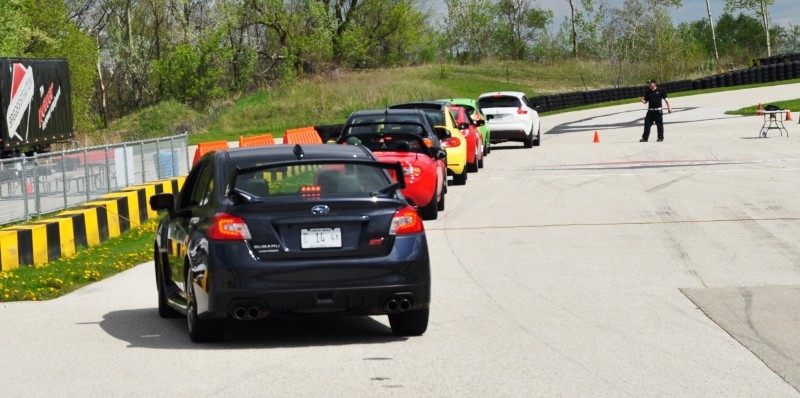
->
<box><xmin>532</xmin><ymin>53</ymin><xmax>800</xmax><ymax>113</ymax></box>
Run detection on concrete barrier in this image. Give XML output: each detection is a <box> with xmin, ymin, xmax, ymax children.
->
<box><xmin>0</xmin><ymin>176</ymin><xmax>184</xmax><ymax>271</ymax></box>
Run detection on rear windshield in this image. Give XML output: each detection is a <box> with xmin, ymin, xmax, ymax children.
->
<box><xmin>420</xmin><ymin>109</ymin><xmax>444</xmax><ymax>125</ymax></box>
<box><xmin>342</xmin><ymin>122</ymin><xmax>424</xmax><ymax>136</ymax></box>
<box><xmin>233</xmin><ymin>163</ymin><xmax>391</xmax><ymax>198</ymax></box>
<box><xmin>478</xmin><ymin>96</ymin><xmax>521</xmax><ymax>109</ymax></box>
<box><xmin>349</xmin><ymin>114</ymin><xmax>423</xmax><ymax>125</ymax></box>
<box><xmin>459</xmin><ymin>105</ymin><xmax>477</xmax><ymax>114</ymax></box>
<box><xmin>342</xmin><ymin>131</ymin><xmax>428</xmax><ymax>154</ymax></box>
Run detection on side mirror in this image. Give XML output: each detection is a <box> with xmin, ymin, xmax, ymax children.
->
<box><xmin>458</xmin><ymin>122</ymin><xmax>469</xmax><ymax>130</ymax></box>
<box><xmin>436</xmin><ymin>149</ymin><xmax>447</xmax><ymax>160</ymax></box>
<box><xmin>434</xmin><ymin>127</ymin><xmax>451</xmax><ymax>139</ymax></box>
<box><xmin>149</xmin><ymin>193</ymin><xmax>175</xmax><ymax>216</ymax></box>
<box><xmin>474</xmin><ymin>120</ymin><xmax>485</xmax><ymax>127</ymax></box>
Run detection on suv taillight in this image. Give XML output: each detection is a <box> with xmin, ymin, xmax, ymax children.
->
<box><xmin>208</xmin><ymin>213</ymin><xmax>252</xmax><ymax>240</ymax></box>
<box><xmin>389</xmin><ymin>206</ymin><xmax>424</xmax><ymax>235</ymax></box>
<box><xmin>517</xmin><ymin>106</ymin><xmax>528</xmax><ymax>115</ymax></box>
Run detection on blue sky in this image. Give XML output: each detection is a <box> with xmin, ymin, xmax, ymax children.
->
<box><xmin>421</xmin><ymin>0</ymin><xmax>800</xmax><ymax>29</ymax></box>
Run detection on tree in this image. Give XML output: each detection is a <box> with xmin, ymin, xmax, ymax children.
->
<box><xmin>444</xmin><ymin>0</ymin><xmax>495</xmax><ymax>62</ymax></box>
<box><xmin>0</xmin><ymin>0</ymin><xmax>32</xmax><ymax>56</ymax></box>
<box><xmin>714</xmin><ymin>12</ymin><xmax>768</xmax><ymax>64</ymax></box>
<box><xmin>492</xmin><ymin>0</ymin><xmax>552</xmax><ymax>60</ymax></box>
<box><xmin>724</xmin><ymin>0</ymin><xmax>773</xmax><ymax>57</ymax></box>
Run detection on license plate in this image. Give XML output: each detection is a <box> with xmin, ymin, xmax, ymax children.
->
<box><xmin>301</xmin><ymin>227</ymin><xmax>342</xmax><ymax>249</ymax></box>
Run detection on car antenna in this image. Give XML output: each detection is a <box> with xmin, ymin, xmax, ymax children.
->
<box><xmin>293</xmin><ymin>144</ymin><xmax>304</xmax><ymax>160</ymax></box>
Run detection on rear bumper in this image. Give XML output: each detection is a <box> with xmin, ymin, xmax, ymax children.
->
<box><xmin>487</xmin><ymin>121</ymin><xmax>530</xmax><ymax>142</ymax></box>
<box><xmin>197</xmin><ymin>234</ymin><xmax>431</xmax><ymax>317</ymax></box>
<box><xmin>489</xmin><ymin>129</ymin><xmax>529</xmax><ymax>142</ymax></box>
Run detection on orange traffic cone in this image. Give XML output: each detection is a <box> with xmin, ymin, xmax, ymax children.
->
<box><xmin>786</xmin><ymin>109</ymin><xmax>793</xmax><ymax>121</ymax></box>
<box><xmin>757</xmin><ymin>103</ymin><xmax>765</xmax><ymax>116</ymax></box>
<box><xmin>593</xmin><ymin>131</ymin><xmax>600</xmax><ymax>143</ymax></box>
<box><xmin>26</xmin><ymin>182</ymin><xmax>32</xmax><ymax>194</ymax></box>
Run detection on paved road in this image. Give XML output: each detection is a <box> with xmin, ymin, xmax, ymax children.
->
<box><xmin>2</xmin><ymin>84</ymin><xmax>800</xmax><ymax>396</ymax></box>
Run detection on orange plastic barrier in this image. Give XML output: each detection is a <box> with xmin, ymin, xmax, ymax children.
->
<box><xmin>192</xmin><ymin>140</ymin><xmax>229</xmax><ymax>166</ymax></box>
<box><xmin>239</xmin><ymin>134</ymin><xmax>275</xmax><ymax>148</ymax></box>
<box><xmin>283</xmin><ymin>126</ymin><xmax>323</xmax><ymax>144</ymax></box>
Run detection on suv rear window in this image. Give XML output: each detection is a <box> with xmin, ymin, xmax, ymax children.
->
<box><xmin>478</xmin><ymin>96</ymin><xmax>521</xmax><ymax>109</ymax></box>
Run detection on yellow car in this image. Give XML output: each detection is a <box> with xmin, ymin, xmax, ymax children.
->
<box><xmin>388</xmin><ymin>101</ymin><xmax>469</xmax><ymax>185</ymax></box>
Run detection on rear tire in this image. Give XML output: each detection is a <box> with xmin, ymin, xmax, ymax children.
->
<box><xmin>186</xmin><ymin>270</ymin><xmax>225</xmax><ymax>343</ymax></box>
<box><xmin>437</xmin><ymin>189</ymin><xmax>445</xmax><ymax>211</ymax></box>
<box><xmin>418</xmin><ymin>192</ymin><xmax>439</xmax><ymax>220</ymax></box>
<box><xmin>524</xmin><ymin>130</ymin><xmax>534</xmax><ymax>148</ymax></box>
<box><xmin>452</xmin><ymin>169</ymin><xmax>467</xmax><ymax>185</ymax></box>
<box><xmin>533</xmin><ymin>126</ymin><xmax>541</xmax><ymax>147</ymax></box>
<box><xmin>388</xmin><ymin>307</ymin><xmax>429</xmax><ymax>336</ymax></box>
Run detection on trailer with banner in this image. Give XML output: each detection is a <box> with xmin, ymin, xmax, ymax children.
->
<box><xmin>1</xmin><ymin>58</ymin><xmax>74</xmax><ymax>158</ymax></box>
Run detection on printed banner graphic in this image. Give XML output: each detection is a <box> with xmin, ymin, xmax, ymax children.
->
<box><xmin>6</xmin><ymin>63</ymin><xmax>35</xmax><ymax>141</ymax></box>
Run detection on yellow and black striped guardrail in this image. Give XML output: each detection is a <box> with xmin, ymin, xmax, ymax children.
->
<box><xmin>0</xmin><ymin>177</ymin><xmax>184</xmax><ymax>271</ymax></box>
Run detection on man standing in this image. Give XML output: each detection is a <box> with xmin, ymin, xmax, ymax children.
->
<box><xmin>639</xmin><ymin>79</ymin><xmax>672</xmax><ymax>142</ymax></box>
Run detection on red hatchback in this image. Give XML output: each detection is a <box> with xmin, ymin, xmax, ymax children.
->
<box><xmin>450</xmin><ymin>106</ymin><xmax>484</xmax><ymax>172</ymax></box>
<box><xmin>338</xmin><ymin>123</ymin><xmax>447</xmax><ymax>220</ymax></box>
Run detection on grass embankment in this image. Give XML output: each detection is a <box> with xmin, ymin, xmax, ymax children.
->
<box><xmin>107</xmin><ymin>60</ymin><xmax>699</xmax><ymax>145</ymax></box>
<box><xmin>3</xmin><ymin>64</ymin><xmax>798</xmax><ymax>302</ymax></box>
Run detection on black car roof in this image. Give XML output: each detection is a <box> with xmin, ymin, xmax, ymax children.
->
<box><xmin>348</xmin><ymin>108</ymin><xmax>428</xmax><ymax>117</ymax></box>
<box><xmin>388</xmin><ymin>101</ymin><xmax>451</xmax><ymax>110</ymax></box>
<box><xmin>219</xmin><ymin>143</ymin><xmax>374</xmax><ymax>167</ymax></box>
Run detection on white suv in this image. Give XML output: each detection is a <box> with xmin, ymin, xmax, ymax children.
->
<box><xmin>477</xmin><ymin>92</ymin><xmax>541</xmax><ymax>148</ymax></box>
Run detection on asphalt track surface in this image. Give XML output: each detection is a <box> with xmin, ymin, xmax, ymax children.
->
<box><xmin>2</xmin><ymin>84</ymin><xmax>800</xmax><ymax>396</ymax></box>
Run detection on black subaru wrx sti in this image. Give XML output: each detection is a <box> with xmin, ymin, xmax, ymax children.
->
<box><xmin>149</xmin><ymin>144</ymin><xmax>431</xmax><ymax>342</ymax></box>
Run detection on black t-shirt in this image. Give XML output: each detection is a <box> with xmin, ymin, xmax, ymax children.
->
<box><xmin>643</xmin><ymin>87</ymin><xmax>668</xmax><ymax>108</ymax></box>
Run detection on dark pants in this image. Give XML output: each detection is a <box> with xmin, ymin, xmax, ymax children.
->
<box><xmin>642</xmin><ymin>109</ymin><xmax>664</xmax><ymax>141</ymax></box>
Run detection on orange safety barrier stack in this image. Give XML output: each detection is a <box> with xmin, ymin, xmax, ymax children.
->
<box><xmin>284</xmin><ymin>126</ymin><xmax>323</xmax><ymax>145</ymax></box>
<box><xmin>192</xmin><ymin>140</ymin><xmax>230</xmax><ymax>166</ymax></box>
<box><xmin>239</xmin><ymin>133</ymin><xmax>275</xmax><ymax>148</ymax></box>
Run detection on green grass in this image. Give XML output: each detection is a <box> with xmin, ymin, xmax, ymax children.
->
<box><xmin>0</xmin><ymin>218</ymin><xmax>157</xmax><ymax>302</ymax></box>
<box><xmin>95</xmin><ymin>100</ymin><xmax>204</xmax><ymax>145</ymax></box>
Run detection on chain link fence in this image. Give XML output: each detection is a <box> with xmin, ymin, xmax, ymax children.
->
<box><xmin>0</xmin><ymin>133</ymin><xmax>189</xmax><ymax>224</ymax></box>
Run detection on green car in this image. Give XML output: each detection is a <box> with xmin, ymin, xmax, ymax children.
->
<box><xmin>438</xmin><ymin>98</ymin><xmax>491</xmax><ymax>155</ymax></box>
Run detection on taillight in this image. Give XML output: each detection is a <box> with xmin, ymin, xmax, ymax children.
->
<box><xmin>402</xmin><ymin>163</ymin><xmax>422</xmax><ymax>178</ymax></box>
<box><xmin>441</xmin><ymin>137</ymin><xmax>461</xmax><ymax>148</ymax></box>
<box><xmin>208</xmin><ymin>213</ymin><xmax>252</xmax><ymax>240</ymax></box>
<box><xmin>517</xmin><ymin>106</ymin><xmax>528</xmax><ymax>115</ymax></box>
<box><xmin>389</xmin><ymin>206</ymin><xmax>424</xmax><ymax>235</ymax></box>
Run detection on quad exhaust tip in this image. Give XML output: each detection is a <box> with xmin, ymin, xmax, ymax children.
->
<box><xmin>232</xmin><ymin>305</ymin><xmax>267</xmax><ymax>320</ymax></box>
<box><xmin>383</xmin><ymin>294</ymin><xmax>414</xmax><ymax>313</ymax></box>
